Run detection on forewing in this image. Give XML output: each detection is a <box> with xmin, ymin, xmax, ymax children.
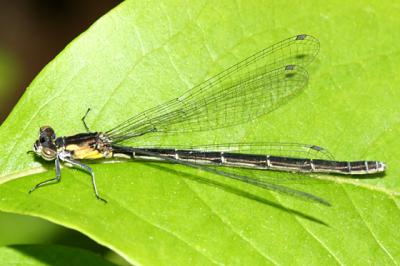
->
<box><xmin>107</xmin><ymin>34</ymin><xmax>319</xmax><ymax>142</ymax></box>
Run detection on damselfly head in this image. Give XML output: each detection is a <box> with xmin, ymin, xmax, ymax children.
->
<box><xmin>32</xmin><ymin>126</ymin><xmax>57</xmax><ymax>160</ymax></box>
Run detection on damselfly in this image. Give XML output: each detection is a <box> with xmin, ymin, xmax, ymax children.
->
<box><xmin>31</xmin><ymin>34</ymin><xmax>386</xmax><ymax>205</ymax></box>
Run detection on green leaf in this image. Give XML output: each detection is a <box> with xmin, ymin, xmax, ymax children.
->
<box><xmin>0</xmin><ymin>245</ymin><xmax>115</xmax><ymax>266</ymax></box>
<box><xmin>1</xmin><ymin>0</ymin><xmax>400</xmax><ymax>265</ymax></box>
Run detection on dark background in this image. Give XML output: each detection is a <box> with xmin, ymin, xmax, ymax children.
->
<box><xmin>0</xmin><ymin>0</ymin><xmax>121</xmax><ymax>123</ymax></box>
<box><xmin>0</xmin><ymin>1</ymin><xmax>128</xmax><ymax>265</ymax></box>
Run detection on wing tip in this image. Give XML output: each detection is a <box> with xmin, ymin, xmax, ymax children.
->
<box><xmin>296</xmin><ymin>34</ymin><xmax>308</xmax><ymax>40</ymax></box>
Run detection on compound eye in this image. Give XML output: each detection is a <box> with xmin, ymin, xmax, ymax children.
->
<box><xmin>38</xmin><ymin>126</ymin><xmax>56</xmax><ymax>142</ymax></box>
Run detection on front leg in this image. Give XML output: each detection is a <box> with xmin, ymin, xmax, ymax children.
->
<box><xmin>29</xmin><ymin>156</ymin><xmax>61</xmax><ymax>193</ymax></box>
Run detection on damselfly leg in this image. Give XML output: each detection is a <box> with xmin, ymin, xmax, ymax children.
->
<box><xmin>62</xmin><ymin>157</ymin><xmax>107</xmax><ymax>203</ymax></box>
<box><xmin>29</xmin><ymin>156</ymin><xmax>61</xmax><ymax>193</ymax></box>
<box><xmin>81</xmin><ymin>108</ymin><xmax>92</xmax><ymax>132</ymax></box>
<box><xmin>30</xmin><ymin>152</ymin><xmax>107</xmax><ymax>203</ymax></box>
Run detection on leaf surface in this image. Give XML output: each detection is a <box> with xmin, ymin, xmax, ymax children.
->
<box><xmin>0</xmin><ymin>245</ymin><xmax>115</xmax><ymax>266</ymax></box>
<box><xmin>0</xmin><ymin>0</ymin><xmax>399</xmax><ymax>265</ymax></box>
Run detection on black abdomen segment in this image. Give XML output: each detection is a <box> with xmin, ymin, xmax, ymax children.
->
<box><xmin>112</xmin><ymin>147</ymin><xmax>386</xmax><ymax>175</ymax></box>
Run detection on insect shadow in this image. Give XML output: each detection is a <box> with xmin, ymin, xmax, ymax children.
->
<box><xmin>147</xmin><ymin>162</ymin><xmax>330</xmax><ymax>227</ymax></box>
